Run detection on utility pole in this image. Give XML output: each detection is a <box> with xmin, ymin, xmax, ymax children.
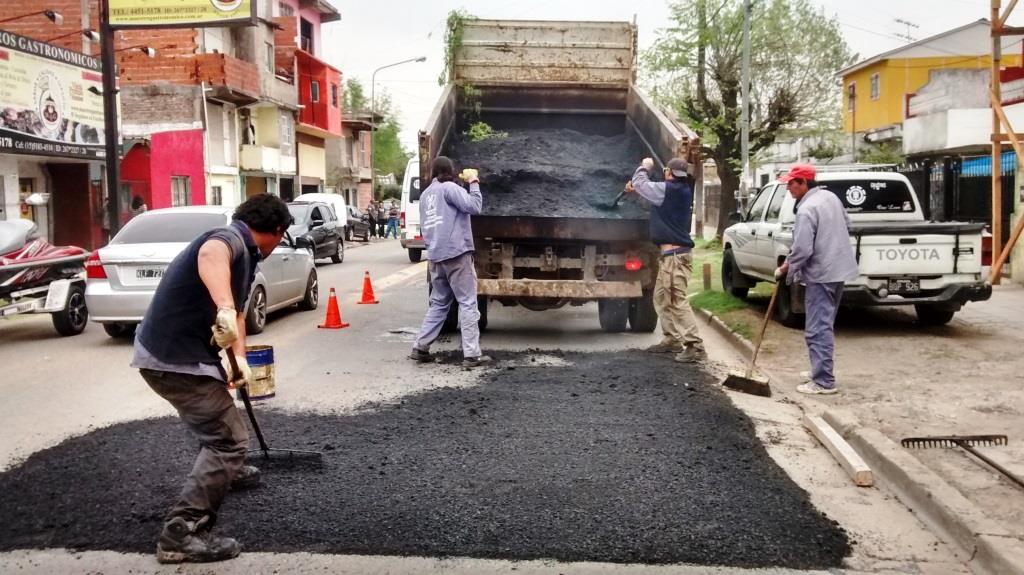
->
<box><xmin>740</xmin><ymin>0</ymin><xmax>751</xmax><ymax>208</ymax></box>
<box><xmin>99</xmin><ymin>0</ymin><xmax>120</xmax><ymax>239</ymax></box>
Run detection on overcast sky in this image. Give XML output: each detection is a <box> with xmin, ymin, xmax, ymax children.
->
<box><xmin>321</xmin><ymin>0</ymin><xmax>1018</xmax><ymax>149</ymax></box>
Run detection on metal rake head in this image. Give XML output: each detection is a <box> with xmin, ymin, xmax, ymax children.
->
<box><xmin>901</xmin><ymin>435</ymin><xmax>1008</xmax><ymax>449</ymax></box>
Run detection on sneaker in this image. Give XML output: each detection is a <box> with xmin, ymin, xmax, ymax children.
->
<box><xmin>156</xmin><ymin>516</ymin><xmax>241</xmax><ymax>564</ymax></box>
<box><xmin>645</xmin><ymin>341</ymin><xmax>684</xmax><ymax>354</ymax></box>
<box><xmin>796</xmin><ymin>382</ymin><xmax>838</xmax><ymax>395</ymax></box>
<box><xmin>231</xmin><ymin>465</ymin><xmax>261</xmax><ymax>490</ymax></box>
<box><xmin>674</xmin><ymin>347</ymin><xmax>708</xmax><ymax>364</ymax></box>
<box><xmin>799</xmin><ymin>371</ymin><xmax>812</xmax><ymax>382</ymax></box>
<box><xmin>409</xmin><ymin>348</ymin><xmax>432</xmax><ymax>363</ymax></box>
<box><xmin>462</xmin><ymin>355</ymin><xmax>493</xmax><ymax>368</ymax></box>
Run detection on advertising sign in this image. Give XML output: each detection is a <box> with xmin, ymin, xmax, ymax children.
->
<box><xmin>0</xmin><ymin>31</ymin><xmax>106</xmax><ymax>160</ymax></box>
<box><xmin>109</xmin><ymin>0</ymin><xmax>256</xmax><ymax>29</ymax></box>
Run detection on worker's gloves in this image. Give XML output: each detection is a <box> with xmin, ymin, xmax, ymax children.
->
<box><xmin>641</xmin><ymin>158</ymin><xmax>655</xmax><ymax>171</ymax></box>
<box><xmin>774</xmin><ymin>266</ymin><xmax>787</xmax><ymax>281</ymax></box>
<box><xmin>459</xmin><ymin>168</ymin><xmax>479</xmax><ymax>184</ymax></box>
<box><xmin>211</xmin><ymin>306</ymin><xmax>239</xmax><ymax>348</ymax></box>
<box><xmin>623</xmin><ymin>181</ymin><xmax>635</xmax><ymax>194</ymax></box>
<box><xmin>231</xmin><ymin>355</ymin><xmax>251</xmax><ymax>389</ymax></box>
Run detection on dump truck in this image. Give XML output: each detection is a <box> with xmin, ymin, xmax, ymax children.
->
<box><xmin>418</xmin><ymin>18</ymin><xmax>700</xmax><ymax>332</ymax></box>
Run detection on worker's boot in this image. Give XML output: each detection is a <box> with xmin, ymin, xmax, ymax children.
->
<box><xmin>645</xmin><ymin>340</ymin><xmax>683</xmax><ymax>354</ymax></box>
<box><xmin>462</xmin><ymin>355</ymin><xmax>493</xmax><ymax>368</ymax></box>
<box><xmin>156</xmin><ymin>516</ymin><xmax>240</xmax><ymax>564</ymax></box>
<box><xmin>673</xmin><ymin>346</ymin><xmax>707</xmax><ymax>364</ymax></box>
<box><xmin>230</xmin><ymin>464</ymin><xmax>261</xmax><ymax>490</ymax></box>
<box><xmin>409</xmin><ymin>348</ymin><xmax>432</xmax><ymax>363</ymax></box>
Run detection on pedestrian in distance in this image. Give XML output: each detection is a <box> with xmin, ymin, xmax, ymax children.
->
<box><xmin>410</xmin><ymin>155</ymin><xmax>492</xmax><ymax>368</ymax></box>
<box><xmin>367</xmin><ymin>200</ymin><xmax>378</xmax><ymax>238</ymax></box>
<box><xmin>385</xmin><ymin>199</ymin><xmax>400</xmax><ymax>238</ymax></box>
<box><xmin>131</xmin><ymin>194</ymin><xmax>293</xmax><ymax>563</ymax></box>
<box><xmin>774</xmin><ymin>163</ymin><xmax>858</xmax><ymax>395</ymax></box>
<box><xmin>377</xmin><ymin>201</ymin><xmax>388</xmax><ymax>238</ymax></box>
<box><xmin>625</xmin><ymin>156</ymin><xmax>706</xmax><ymax>363</ymax></box>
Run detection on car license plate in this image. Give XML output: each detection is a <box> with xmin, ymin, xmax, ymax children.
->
<box><xmin>135</xmin><ymin>266</ymin><xmax>165</xmax><ymax>280</ymax></box>
<box><xmin>888</xmin><ymin>277</ymin><xmax>920</xmax><ymax>294</ymax></box>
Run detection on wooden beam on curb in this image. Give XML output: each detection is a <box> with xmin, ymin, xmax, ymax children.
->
<box><xmin>803</xmin><ymin>413</ymin><xmax>874</xmax><ymax>487</ymax></box>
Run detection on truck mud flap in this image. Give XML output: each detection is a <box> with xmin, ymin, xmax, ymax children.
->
<box><xmin>478</xmin><ymin>279</ymin><xmax>642</xmax><ymax>299</ymax></box>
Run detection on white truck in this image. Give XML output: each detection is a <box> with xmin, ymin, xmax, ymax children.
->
<box><xmin>722</xmin><ymin>171</ymin><xmax>991</xmax><ymax>326</ymax></box>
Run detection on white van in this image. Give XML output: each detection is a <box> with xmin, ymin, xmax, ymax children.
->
<box><xmin>399</xmin><ymin>158</ymin><xmax>425</xmax><ymax>262</ymax></box>
<box><xmin>292</xmin><ymin>192</ymin><xmax>349</xmax><ymax>240</ymax></box>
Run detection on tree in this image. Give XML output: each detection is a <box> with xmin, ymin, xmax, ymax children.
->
<box><xmin>371</xmin><ymin>89</ymin><xmax>412</xmax><ymax>194</ymax></box>
<box><xmin>645</xmin><ymin>0</ymin><xmax>854</xmax><ymax>236</ymax></box>
<box><xmin>343</xmin><ymin>78</ymin><xmax>367</xmax><ymax>112</ymax></box>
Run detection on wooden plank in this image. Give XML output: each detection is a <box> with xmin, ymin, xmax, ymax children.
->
<box><xmin>803</xmin><ymin>414</ymin><xmax>875</xmax><ymax>487</ymax></box>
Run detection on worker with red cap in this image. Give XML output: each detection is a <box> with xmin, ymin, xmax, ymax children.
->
<box><xmin>774</xmin><ymin>164</ymin><xmax>857</xmax><ymax>395</ymax></box>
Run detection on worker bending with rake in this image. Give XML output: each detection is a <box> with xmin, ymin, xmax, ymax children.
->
<box><xmin>410</xmin><ymin>155</ymin><xmax>492</xmax><ymax>367</ymax></box>
<box><xmin>131</xmin><ymin>194</ymin><xmax>292</xmax><ymax>563</ymax></box>
<box><xmin>626</xmin><ymin>157</ymin><xmax>706</xmax><ymax>363</ymax></box>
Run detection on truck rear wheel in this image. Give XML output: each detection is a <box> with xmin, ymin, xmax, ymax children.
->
<box><xmin>409</xmin><ymin>248</ymin><xmax>423</xmax><ymax>263</ymax></box>
<box><xmin>722</xmin><ymin>248</ymin><xmax>750</xmax><ymax>298</ymax></box>
<box><xmin>914</xmin><ymin>304</ymin><xmax>955</xmax><ymax>326</ymax></box>
<box><xmin>628</xmin><ymin>290</ymin><xmax>658</xmax><ymax>332</ymax></box>
<box><xmin>598</xmin><ymin>298</ymin><xmax>629</xmax><ymax>333</ymax></box>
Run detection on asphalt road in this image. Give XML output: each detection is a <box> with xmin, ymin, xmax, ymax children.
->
<box><xmin>0</xmin><ymin>238</ymin><xmax>969</xmax><ymax>574</ymax></box>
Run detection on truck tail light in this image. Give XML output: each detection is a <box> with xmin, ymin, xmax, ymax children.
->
<box><xmin>400</xmin><ymin>211</ymin><xmax>406</xmax><ymax>228</ymax></box>
<box><xmin>85</xmin><ymin>252</ymin><xmax>107</xmax><ymax>279</ymax></box>
<box><xmin>981</xmin><ymin>234</ymin><xmax>992</xmax><ymax>266</ymax></box>
<box><xmin>624</xmin><ymin>252</ymin><xmax>643</xmax><ymax>271</ymax></box>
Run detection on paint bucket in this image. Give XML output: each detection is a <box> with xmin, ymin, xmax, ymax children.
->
<box><xmin>242</xmin><ymin>345</ymin><xmax>275</xmax><ymax>400</ymax></box>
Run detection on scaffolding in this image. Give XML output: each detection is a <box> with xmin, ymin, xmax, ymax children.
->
<box><xmin>990</xmin><ymin>0</ymin><xmax>1024</xmax><ymax>283</ymax></box>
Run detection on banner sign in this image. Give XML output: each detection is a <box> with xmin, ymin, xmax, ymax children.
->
<box><xmin>0</xmin><ymin>31</ymin><xmax>106</xmax><ymax>160</ymax></box>
<box><xmin>109</xmin><ymin>0</ymin><xmax>256</xmax><ymax>29</ymax></box>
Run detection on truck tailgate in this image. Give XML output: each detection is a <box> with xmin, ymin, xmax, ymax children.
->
<box><xmin>852</xmin><ymin>222</ymin><xmax>985</xmax><ymax>276</ymax></box>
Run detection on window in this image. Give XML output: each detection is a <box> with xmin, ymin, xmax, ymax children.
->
<box><xmin>300</xmin><ymin>18</ymin><xmax>313</xmax><ymax>52</ymax></box>
<box><xmin>279</xmin><ymin>1</ymin><xmax>294</xmax><ymax>16</ymax></box>
<box><xmin>745</xmin><ymin>185</ymin><xmax>772</xmax><ymax>222</ymax></box>
<box><xmin>265</xmin><ymin>41</ymin><xmax>273</xmax><ymax>73</ymax></box>
<box><xmin>211</xmin><ymin>186</ymin><xmax>223</xmax><ymax>205</ymax></box>
<box><xmin>765</xmin><ymin>185</ymin><xmax>788</xmax><ymax>223</ymax></box>
<box><xmin>331</xmin><ymin>83</ymin><xmax>339</xmax><ymax>107</ymax></box>
<box><xmin>870</xmin><ymin>73</ymin><xmax>880</xmax><ymax>100</ymax></box>
<box><xmin>310</xmin><ymin>80</ymin><xmax>320</xmax><ymax>103</ymax></box>
<box><xmin>171</xmin><ymin>176</ymin><xmax>191</xmax><ymax>207</ymax></box>
<box><xmin>819</xmin><ymin>178</ymin><xmax>916</xmax><ymax>213</ymax></box>
<box><xmin>847</xmin><ymin>83</ymin><xmax>856</xmax><ymax>112</ymax></box>
<box><xmin>112</xmin><ymin>213</ymin><xmax>226</xmax><ymax>245</ymax></box>
<box><xmin>310</xmin><ymin>206</ymin><xmax>324</xmax><ymax>224</ymax></box>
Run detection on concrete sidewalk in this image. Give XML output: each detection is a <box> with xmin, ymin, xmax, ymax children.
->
<box><xmin>697</xmin><ymin>284</ymin><xmax>1024</xmax><ymax>575</ymax></box>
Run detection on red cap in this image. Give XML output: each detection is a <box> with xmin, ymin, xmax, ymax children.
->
<box><xmin>779</xmin><ymin>163</ymin><xmax>816</xmax><ymax>183</ymax></box>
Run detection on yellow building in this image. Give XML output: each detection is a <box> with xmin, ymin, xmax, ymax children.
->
<box><xmin>840</xmin><ymin>19</ymin><xmax>1022</xmax><ymax>142</ymax></box>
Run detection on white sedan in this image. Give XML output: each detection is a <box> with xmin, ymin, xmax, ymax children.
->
<box><xmin>85</xmin><ymin>206</ymin><xmax>318</xmax><ymax>338</ymax></box>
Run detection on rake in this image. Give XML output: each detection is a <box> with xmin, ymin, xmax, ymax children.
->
<box><xmin>901</xmin><ymin>434</ymin><xmax>1021</xmax><ymax>489</ymax></box>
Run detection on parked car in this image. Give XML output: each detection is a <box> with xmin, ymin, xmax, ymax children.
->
<box><xmin>346</xmin><ymin>205</ymin><xmax>371</xmax><ymax>241</ymax></box>
<box><xmin>399</xmin><ymin>157</ymin><xmax>424</xmax><ymax>262</ymax></box>
<box><xmin>722</xmin><ymin>171</ymin><xmax>991</xmax><ymax>327</ymax></box>
<box><xmin>287</xmin><ymin>201</ymin><xmax>344</xmax><ymax>263</ymax></box>
<box><xmin>292</xmin><ymin>192</ymin><xmax>350</xmax><ymax>239</ymax></box>
<box><xmin>85</xmin><ymin>206</ymin><xmax>319</xmax><ymax>338</ymax></box>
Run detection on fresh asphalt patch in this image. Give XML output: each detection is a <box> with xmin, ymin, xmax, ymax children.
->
<box><xmin>0</xmin><ymin>351</ymin><xmax>850</xmax><ymax>568</ymax></box>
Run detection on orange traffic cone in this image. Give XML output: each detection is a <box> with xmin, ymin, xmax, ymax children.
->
<box><xmin>318</xmin><ymin>287</ymin><xmax>349</xmax><ymax>329</ymax></box>
<box><xmin>357</xmin><ymin>270</ymin><xmax>380</xmax><ymax>304</ymax></box>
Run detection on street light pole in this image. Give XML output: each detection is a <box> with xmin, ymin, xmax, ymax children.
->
<box><xmin>369</xmin><ymin>56</ymin><xmax>426</xmax><ymax>200</ymax></box>
<box><xmin>99</xmin><ymin>0</ymin><xmax>120</xmax><ymax>238</ymax></box>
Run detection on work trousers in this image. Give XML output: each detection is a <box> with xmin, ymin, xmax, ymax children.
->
<box><xmin>414</xmin><ymin>251</ymin><xmax>482</xmax><ymax>358</ymax></box>
<box><xmin>141</xmin><ymin>369</ymin><xmax>249</xmax><ymax>526</ymax></box>
<box><xmin>653</xmin><ymin>252</ymin><xmax>703</xmax><ymax>349</ymax></box>
<box><xmin>368</xmin><ymin>220</ymin><xmax>377</xmax><ymax>237</ymax></box>
<box><xmin>378</xmin><ymin>221</ymin><xmax>387</xmax><ymax>237</ymax></box>
<box><xmin>385</xmin><ymin>217</ymin><xmax>399</xmax><ymax>239</ymax></box>
<box><xmin>804</xmin><ymin>282</ymin><xmax>844</xmax><ymax>389</ymax></box>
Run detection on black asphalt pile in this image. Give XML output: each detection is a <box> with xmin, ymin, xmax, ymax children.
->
<box><xmin>448</xmin><ymin>129</ymin><xmax>651</xmax><ymax>220</ymax></box>
<box><xmin>0</xmin><ymin>351</ymin><xmax>850</xmax><ymax>568</ymax></box>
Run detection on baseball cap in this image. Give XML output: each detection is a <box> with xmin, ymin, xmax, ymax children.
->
<box><xmin>666</xmin><ymin>157</ymin><xmax>690</xmax><ymax>178</ymax></box>
<box><xmin>779</xmin><ymin>163</ymin><xmax>816</xmax><ymax>183</ymax></box>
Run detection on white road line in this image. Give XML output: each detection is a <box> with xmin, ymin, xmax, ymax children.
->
<box><xmin>362</xmin><ymin>261</ymin><xmax>428</xmax><ymax>293</ymax></box>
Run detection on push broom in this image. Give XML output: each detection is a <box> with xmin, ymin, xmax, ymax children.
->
<box><xmin>720</xmin><ymin>282</ymin><xmax>778</xmax><ymax>397</ymax></box>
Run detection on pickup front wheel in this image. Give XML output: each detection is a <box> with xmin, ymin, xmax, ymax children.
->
<box><xmin>914</xmin><ymin>304</ymin><xmax>955</xmax><ymax>326</ymax></box>
<box><xmin>775</xmin><ymin>282</ymin><xmax>805</xmax><ymax>328</ymax></box>
<box><xmin>722</xmin><ymin>248</ymin><xmax>750</xmax><ymax>299</ymax></box>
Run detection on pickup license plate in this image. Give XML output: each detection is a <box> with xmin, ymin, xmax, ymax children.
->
<box><xmin>888</xmin><ymin>277</ymin><xmax>920</xmax><ymax>294</ymax></box>
<box><xmin>135</xmin><ymin>266</ymin><xmax>165</xmax><ymax>280</ymax></box>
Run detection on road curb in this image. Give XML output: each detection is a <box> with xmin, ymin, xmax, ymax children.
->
<box><xmin>696</xmin><ymin>304</ymin><xmax>1024</xmax><ymax>575</ymax></box>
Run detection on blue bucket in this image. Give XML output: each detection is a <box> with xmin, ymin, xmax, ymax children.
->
<box><xmin>243</xmin><ymin>345</ymin><xmax>275</xmax><ymax>400</ymax></box>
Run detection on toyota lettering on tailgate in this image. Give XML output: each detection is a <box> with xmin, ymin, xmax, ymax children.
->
<box><xmin>875</xmin><ymin>247</ymin><xmax>941</xmax><ymax>261</ymax></box>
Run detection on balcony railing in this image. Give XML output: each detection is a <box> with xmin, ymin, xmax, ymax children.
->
<box><xmin>241</xmin><ymin>145</ymin><xmax>297</xmax><ymax>175</ymax></box>
<box><xmin>195</xmin><ymin>53</ymin><xmax>260</xmax><ymax>103</ymax></box>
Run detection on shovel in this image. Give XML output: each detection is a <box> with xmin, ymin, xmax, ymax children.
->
<box><xmin>597</xmin><ymin>182</ymin><xmax>632</xmax><ymax>211</ymax></box>
<box><xmin>721</xmin><ymin>282</ymin><xmax>779</xmax><ymax>397</ymax></box>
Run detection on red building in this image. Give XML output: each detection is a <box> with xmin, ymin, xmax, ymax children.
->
<box><xmin>121</xmin><ymin>130</ymin><xmax>207</xmax><ymax>213</ymax></box>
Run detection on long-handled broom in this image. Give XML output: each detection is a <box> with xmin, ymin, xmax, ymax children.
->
<box><xmin>226</xmin><ymin>352</ymin><xmax>323</xmax><ymax>467</ymax></box>
<box><xmin>721</xmin><ymin>282</ymin><xmax>779</xmax><ymax>397</ymax></box>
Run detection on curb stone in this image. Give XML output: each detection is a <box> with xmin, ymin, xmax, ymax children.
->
<box><xmin>695</xmin><ymin>304</ymin><xmax>1024</xmax><ymax>575</ymax></box>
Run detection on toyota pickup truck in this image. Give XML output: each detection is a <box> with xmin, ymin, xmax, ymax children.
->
<box><xmin>722</xmin><ymin>171</ymin><xmax>991</xmax><ymax>326</ymax></box>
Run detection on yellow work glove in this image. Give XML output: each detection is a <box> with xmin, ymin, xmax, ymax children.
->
<box><xmin>459</xmin><ymin>168</ymin><xmax>479</xmax><ymax>183</ymax></box>
<box><xmin>211</xmin><ymin>306</ymin><xmax>239</xmax><ymax>348</ymax></box>
<box><xmin>623</xmin><ymin>181</ymin><xmax>635</xmax><ymax>194</ymax></box>
<box><xmin>231</xmin><ymin>355</ymin><xmax>252</xmax><ymax>389</ymax></box>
